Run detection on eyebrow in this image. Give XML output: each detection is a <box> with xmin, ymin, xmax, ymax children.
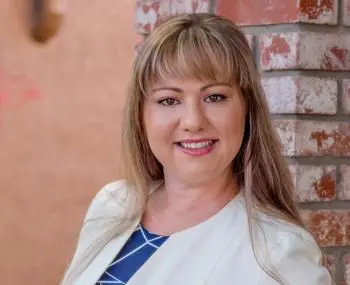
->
<box><xmin>151</xmin><ymin>83</ymin><xmax>231</xmax><ymax>93</ymax></box>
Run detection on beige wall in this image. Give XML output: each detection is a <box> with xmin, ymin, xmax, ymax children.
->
<box><xmin>0</xmin><ymin>0</ymin><xmax>136</xmax><ymax>283</ymax></box>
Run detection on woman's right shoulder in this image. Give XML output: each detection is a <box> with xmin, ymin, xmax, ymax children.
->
<box><xmin>60</xmin><ymin>180</ymin><xmax>134</xmax><ymax>284</ymax></box>
<box><xmin>83</xmin><ymin>179</ymin><xmax>131</xmax><ymax>223</ymax></box>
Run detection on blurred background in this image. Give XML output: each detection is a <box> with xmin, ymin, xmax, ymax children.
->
<box><xmin>0</xmin><ymin>0</ymin><xmax>137</xmax><ymax>283</ymax></box>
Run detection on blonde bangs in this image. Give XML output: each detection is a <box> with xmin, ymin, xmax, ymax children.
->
<box><xmin>136</xmin><ymin>23</ymin><xmax>250</xmax><ymax>95</ymax></box>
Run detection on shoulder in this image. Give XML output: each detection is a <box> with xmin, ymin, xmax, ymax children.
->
<box><xmin>257</xmin><ymin>213</ymin><xmax>318</xmax><ymax>250</ymax></box>
<box><xmin>76</xmin><ymin>179</ymin><xmax>137</xmax><ymax>260</ymax></box>
<box><xmin>83</xmin><ymin>179</ymin><xmax>131</xmax><ymax>223</ymax></box>
<box><xmin>255</xmin><ymin>214</ymin><xmax>332</xmax><ymax>285</ymax></box>
<box><xmin>60</xmin><ymin>180</ymin><xmax>136</xmax><ymax>284</ymax></box>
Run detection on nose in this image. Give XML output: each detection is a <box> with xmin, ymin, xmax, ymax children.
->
<box><xmin>180</xmin><ymin>102</ymin><xmax>206</xmax><ymax>132</ymax></box>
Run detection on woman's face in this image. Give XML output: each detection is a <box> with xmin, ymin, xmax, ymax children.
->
<box><xmin>143</xmin><ymin>78</ymin><xmax>246</xmax><ymax>184</ymax></box>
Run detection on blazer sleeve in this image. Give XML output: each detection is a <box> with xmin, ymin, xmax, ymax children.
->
<box><xmin>257</xmin><ymin>233</ymin><xmax>333</xmax><ymax>285</ymax></box>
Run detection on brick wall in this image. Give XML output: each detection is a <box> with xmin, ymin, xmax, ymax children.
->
<box><xmin>134</xmin><ymin>1</ymin><xmax>350</xmax><ymax>284</ymax></box>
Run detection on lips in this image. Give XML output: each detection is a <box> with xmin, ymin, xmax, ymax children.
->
<box><xmin>175</xmin><ymin>139</ymin><xmax>218</xmax><ymax>156</ymax></box>
<box><xmin>179</xmin><ymin>140</ymin><xmax>216</xmax><ymax>149</ymax></box>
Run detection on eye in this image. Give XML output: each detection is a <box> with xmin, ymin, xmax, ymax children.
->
<box><xmin>204</xmin><ymin>94</ymin><xmax>226</xmax><ymax>103</ymax></box>
<box><xmin>158</xmin><ymin>98</ymin><xmax>180</xmax><ymax>106</ymax></box>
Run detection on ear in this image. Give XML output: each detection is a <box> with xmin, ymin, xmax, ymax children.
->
<box><xmin>31</xmin><ymin>0</ymin><xmax>65</xmax><ymax>43</ymax></box>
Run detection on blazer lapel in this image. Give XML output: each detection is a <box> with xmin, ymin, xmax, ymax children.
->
<box><xmin>71</xmin><ymin>181</ymin><xmax>163</xmax><ymax>285</ymax></box>
<box><xmin>74</xmin><ymin>217</ymin><xmax>140</xmax><ymax>285</ymax></box>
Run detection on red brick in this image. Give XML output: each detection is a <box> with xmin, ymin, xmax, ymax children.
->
<box><xmin>259</xmin><ymin>32</ymin><xmax>350</xmax><ymax>71</ymax></box>
<box><xmin>299</xmin><ymin>121</ymin><xmax>350</xmax><ymax>156</ymax></box>
<box><xmin>294</xmin><ymin>165</ymin><xmax>336</xmax><ymax>202</ymax></box>
<box><xmin>259</xmin><ymin>33</ymin><xmax>298</xmax><ymax>70</ymax></box>
<box><xmin>343</xmin><ymin>80</ymin><xmax>350</xmax><ymax>114</ymax></box>
<box><xmin>135</xmin><ymin>0</ymin><xmax>210</xmax><ymax>34</ymax></box>
<box><xmin>340</xmin><ymin>165</ymin><xmax>350</xmax><ymax>200</ymax></box>
<box><xmin>274</xmin><ymin>120</ymin><xmax>335</xmax><ymax>156</ymax></box>
<box><xmin>339</xmin><ymin>123</ymin><xmax>350</xmax><ymax>156</ymax></box>
<box><xmin>345</xmin><ymin>253</ymin><xmax>350</xmax><ymax>285</ymax></box>
<box><xmin>274</xmin><ymin>120</ymin><xmax>297</xmax><ymax>156</ymax></box>
<box><xmin>299</xmin><ymin>0</ymin><xmax>338</xmax><ymax>24</ymax></box>
<box><xmin>217</xmin><ymin>0</ymin><xmax>338</xmax><ymax>26</ymax></box>
<box><xmin>302</xmin><ymin>210</ymin><xmax>350</xmax><ymax>247</ymax></box>
<box><xmin>343</xmin><ymin>0</ymin><xmax>350</xmax><ymax>26</ymax></box>
<box><xmin>274</xmin><ymin>121</ymin><xmax>350</xmax><ymax>156</ymax></box>
<box><xmin>262</xmin><ymin>76</ymin><xmax>337</xmax><ymax>114</ymax></box>
<box><xmin>323</xmin><ymin>254</ymin><xmax>337</xmax><ymax>281</ymax></box>
<box><xmin>297</xmin><ymin>121</ymin><xmax>339</xmax><ymax>156</ymax></box>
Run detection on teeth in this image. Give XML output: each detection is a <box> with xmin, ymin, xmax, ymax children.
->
<box><xmin>180</xmin><ymin>141</ymin><xmax>214</xmax><ymax>149</ymax></box>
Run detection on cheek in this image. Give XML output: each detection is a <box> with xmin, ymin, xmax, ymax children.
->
<box><xmin>214</xmin><ymin>108</ymin><xmax>246</xmax><ymax>149</ymax></box>
<box><xmin>148</xmin><ymin>112</ymin><xmax>174</xmax><ymax>130</ymax></box>
<box><xmin>214</xmin><ymin>107</ymin><xmax>245</xmax><ymax>134</ymax></box>
<box><xmin>143</xmin><ymin>105</ymin><xmax>178</xmax><ymax>145</ymax></box>
<box><xmin>143</xmin><ymin>106</ymin><xmax>179</xmax><ymax>167</ymax></box>
<box><xmin>224</xmin><ymin>122</ymin><xmax>245</xmax><ymax>154</ymax></box>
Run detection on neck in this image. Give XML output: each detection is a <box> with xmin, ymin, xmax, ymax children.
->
<box><xmin>143</xmin><ymin>170</ymin><xmax>239</xmax><ymax>235</ymax></box>
<box><xmin>155</xmin><ymin>170</ymin><xmax>238</xmax><ymax>214</ymax></box>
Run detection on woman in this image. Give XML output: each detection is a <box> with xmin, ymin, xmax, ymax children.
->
<box><xmin>61</xmin><ymin>13</ymin><xmax>332</xmax><ymax>285</ymax></box>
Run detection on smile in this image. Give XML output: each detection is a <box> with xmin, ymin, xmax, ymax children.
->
<box><xmin>175</xmin><ymin>139</ymin><xmax>218</xmax><ymax>156</ymax></box>
<box><xmin>179</xmin><ymin>140</ymin><xmax>216</xmax><ymax>149</ymax></box>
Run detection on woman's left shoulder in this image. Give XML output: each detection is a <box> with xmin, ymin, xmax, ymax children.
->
<box><xmin>256</xmin><ymin>215</ymin><xmax>333</xmax><ymax>285</ymax></box>
<box><xmin>258</xmin><ymin>214</ymin><xmax>318</xmax><ymax>250</ymax></box>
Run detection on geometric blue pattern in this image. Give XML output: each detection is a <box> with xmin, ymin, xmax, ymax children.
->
<box><xmin>96</xmin><ymin>224</ymin><xmax>169</xmax><ymax>284</ymax></box>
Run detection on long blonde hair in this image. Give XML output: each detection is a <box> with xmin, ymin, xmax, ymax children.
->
<box><xmin>121</xmin><ymin>13</ymin><xmax>305</xmax><ymax>283</ymax></box>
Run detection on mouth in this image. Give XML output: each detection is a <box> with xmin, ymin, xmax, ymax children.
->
<box><xmin>174</xmin><ymin>139</ymin><xmax>219</xmax><ymax>157</ymax></box>
<box><xmin>176</xmin><ymin>139</ymin><xmax>218</xmax><ymax>149</ymax></box>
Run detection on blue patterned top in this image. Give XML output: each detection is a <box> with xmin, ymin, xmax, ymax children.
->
<box><xmin>96</xmin><ymin>224</ymin><xmax>169</xmax><ymax>284</ymax></box>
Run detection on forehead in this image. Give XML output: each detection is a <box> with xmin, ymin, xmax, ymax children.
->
<box><xmin>136</xmin><ymin>24</ymin><xmax>251</xmax><ymax>97</ymax></box>
<box><xmin>143</xmin><ymin>61</ymin><xmax>238</xmax><ymax>96</ymax></box>
<box><xmin>150</xmin><ymin>79</ymin><xmax>235</xmax><ymax>92</ymax></box>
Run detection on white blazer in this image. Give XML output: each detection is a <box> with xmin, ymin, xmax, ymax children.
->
<box><xmin>61</xmin><ymin>180</ymin><xmax>332</xmax><ymax>285</ymax></box>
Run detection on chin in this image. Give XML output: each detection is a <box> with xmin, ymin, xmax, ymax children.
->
<box><xmin>178</xmin><ymin>168</ymin><xmax>216</xmax><ymax>183</ymax></box>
